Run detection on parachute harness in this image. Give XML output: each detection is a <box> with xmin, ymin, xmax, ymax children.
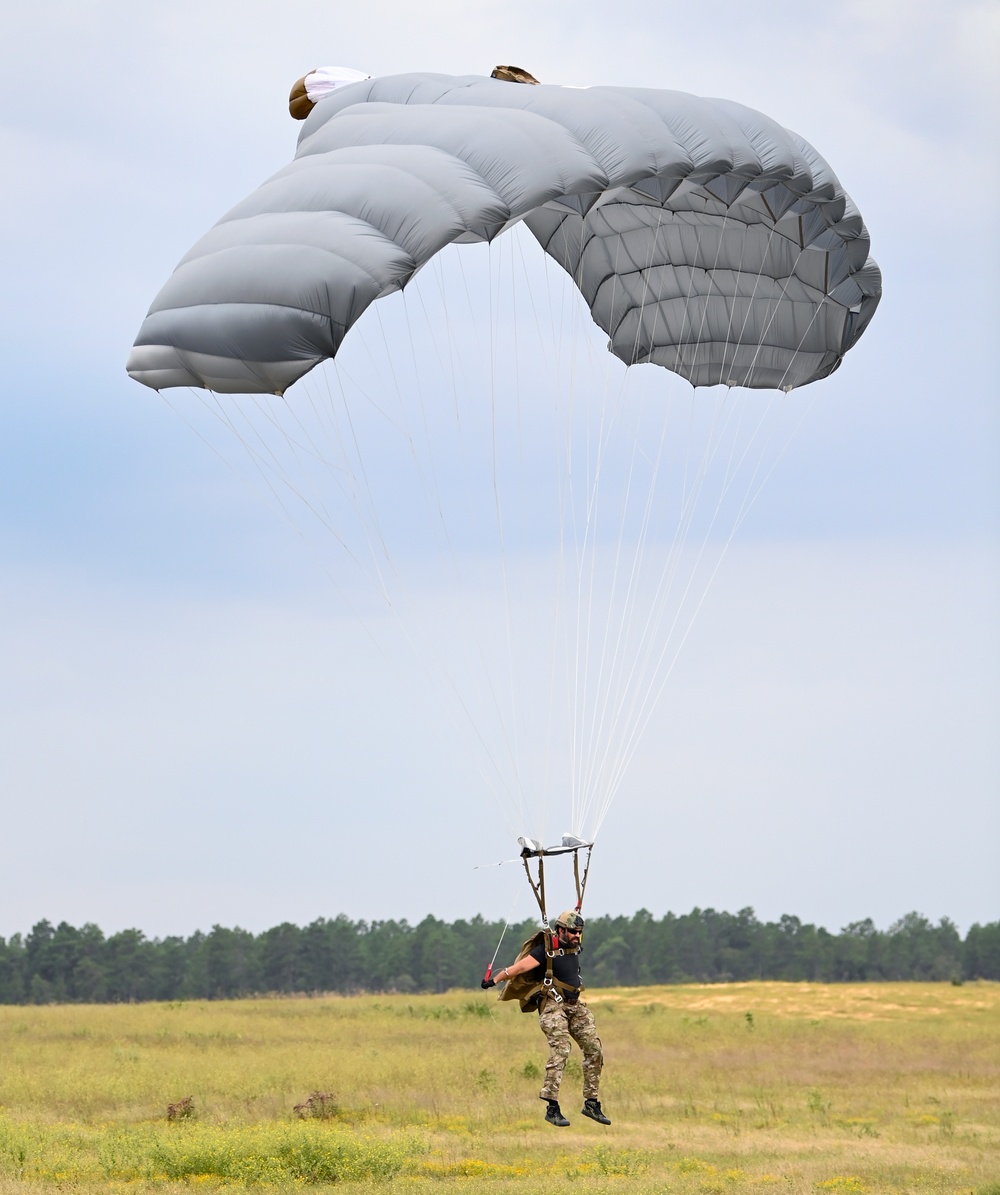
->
<box><xmin>485</xmin><ymin>841</ymin><xmax>592</xmax><ymax>1008</ymax></box>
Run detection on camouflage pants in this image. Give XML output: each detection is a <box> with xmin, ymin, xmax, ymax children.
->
<box><xmin>537</xmin><ymin>997</ymin><xmax>603</xmax><ymax>1101</ymax></box>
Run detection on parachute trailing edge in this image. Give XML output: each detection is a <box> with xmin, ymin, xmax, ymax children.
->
<box><xmin>127</xmin><ymin>72</ymin><xmax>881</xmax><ymax>395</ymax></box>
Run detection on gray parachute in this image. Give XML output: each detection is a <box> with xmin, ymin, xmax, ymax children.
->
<box><xmin>127</xmin><ymin>73</ymin><xmax>881</xmax><ymax>395</ymax></box>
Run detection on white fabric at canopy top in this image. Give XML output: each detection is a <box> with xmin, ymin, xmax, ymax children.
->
<box><xmin>302</xmin><ymin>66</ymin><xmax>372</xmax><ymax>102</ymax></box>
<box><xmin>128</xmin><ymin>72</ymin><xmax>881</xmax><ymax>850</ymax></box>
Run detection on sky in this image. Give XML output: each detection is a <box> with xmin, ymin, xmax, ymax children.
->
<box><xmin>1</xmin><ymin>0</ymin><xmax>997</xmax><ymax>942</ymax></box>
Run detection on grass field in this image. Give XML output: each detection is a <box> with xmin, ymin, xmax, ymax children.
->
<box><xmin>0</xmin><ymin>982</ymin><xmax>997</xmax><ymax>1193</ymax></box>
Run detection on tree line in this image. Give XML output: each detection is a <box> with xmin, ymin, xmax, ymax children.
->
<box><xmin>1</xmin><ymin>908</ymin><xmax>997</xmax><ymax>1004</ymax></box>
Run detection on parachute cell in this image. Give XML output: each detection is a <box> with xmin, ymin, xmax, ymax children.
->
<box><xmin>127</xmin><ymin>73</ymin><xmax>880</xmax><ymax>395</ymax></box>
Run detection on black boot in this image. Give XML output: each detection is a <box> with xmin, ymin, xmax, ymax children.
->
<box><xmin>581</xmin><ymin>1098</ymin><xmax>611</xmax><ymax>1125</ymax></box>
<box><xmin>544</xmin><ymin>1099</ymin><xmax>570</xmax><ymax>1127</ymax></box>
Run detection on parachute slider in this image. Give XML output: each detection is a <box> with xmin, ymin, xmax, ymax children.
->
<box><xmin>518</xmin><ymin>834</ymin><xmax>593</xmax><ymax>858</ymax></box>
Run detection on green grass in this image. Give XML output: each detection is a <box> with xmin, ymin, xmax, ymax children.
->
<box><xmin>0</xmin><ymin>981</ymin><xmax>998</xmax><ymax>1191</ymax></box>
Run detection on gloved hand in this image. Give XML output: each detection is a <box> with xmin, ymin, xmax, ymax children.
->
<box><xmin>481</xmin><ymin>977</ymin><xmax>496</xmax><ymax>989</ymax></box>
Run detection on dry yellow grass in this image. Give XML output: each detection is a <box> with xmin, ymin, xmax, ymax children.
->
<box><xmin>0</xmin><ymin>981</ymin><xmax>997</xmax><ymax>1192</ymax></box>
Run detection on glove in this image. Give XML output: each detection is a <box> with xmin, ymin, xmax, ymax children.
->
<box><xmin>481</xmin><ymin>977</ymin><xmax>496</xmax><ymax>989</ymax></box>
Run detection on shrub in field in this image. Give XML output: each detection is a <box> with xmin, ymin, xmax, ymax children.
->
<box><xmin>474</xmin><ymin>1068</ymin><xmax>496</xmax><ymax>1092</ymax></box>
<box><xmin>293</xmin><ymin>1090</ymin><xmax>338</xmax><ymax>1119</ymax></box>
<box><xmin>96</xmin><ymin>1129</ymin><xmax>154</xmax><ymax>1181</ymax></box>
<box><xmin>0</xmin><ymin>1119</ymin><xmax>32</xmax><ymax>1180</ymax></box>
<box><xmin>146</xmin><ymin>1124</ymin><xmax>419</xmax><ymax>1184</ymax></box>
<box><xmin>587</xmin><ymin>1145</ymin><xmax>650</xmax><ymax>1176</ymax></box>
<box><xmin>271</xmin><ymin>1128</ymin><xmax>415</xmax><ymax>1183</ymax></box>
<box><xmin>677</xmin><ymin>1155</ymin><xmax>716</xmax><ymax>1174</ymax></box>
<box><xmin>165</xmin><ymin>1095</ymin><xmax>194</xmax><ymax>1121</ymax></box>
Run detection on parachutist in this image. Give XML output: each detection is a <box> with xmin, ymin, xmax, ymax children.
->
<box><xmin>491</xmin><ymin>910</ymin><xmax>608</xmax><ymax>1126</ymax></box>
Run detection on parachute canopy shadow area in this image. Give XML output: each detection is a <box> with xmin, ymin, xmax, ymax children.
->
<box><xmin>126</xmin><ymin>72</ymin><xmax>881</xmax><ymax>396</ymax></box>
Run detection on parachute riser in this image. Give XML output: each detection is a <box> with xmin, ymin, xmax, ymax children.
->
<box><xmin>480</xmin><ymin>836</ymin><xmax>594</xmax><ymax>993</ymax></box>
<box><xmin>574</xmin><ymin>844</ymin><xmax>593</xmax><ymax>914</ymax></box>
<box><xmin>518</xmin><ymin>838</ymin><xmax>594</xmax><ymax>921</ymax></box>
<box><xmin>518</xmin><ymin>839</ymin><xmax>594</xmax><ymax>1005</ymax></box>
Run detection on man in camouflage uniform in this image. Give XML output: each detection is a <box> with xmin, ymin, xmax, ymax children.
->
<box><xmin>484</xmin><ymin>909</ymin><xmax>610</xmax><ymax>1127</ymax></box>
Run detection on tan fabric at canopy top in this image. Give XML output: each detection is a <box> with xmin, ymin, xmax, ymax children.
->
<box><xmin>127</xmin><ymin>72</ymin><xmax>880</xmax><ymax>396</ymax></box>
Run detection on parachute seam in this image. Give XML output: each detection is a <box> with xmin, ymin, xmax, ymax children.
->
<box><xmin>216</xmin><ymin>156</ymin><xmax>509</xmax><ymax>240</ymax></box>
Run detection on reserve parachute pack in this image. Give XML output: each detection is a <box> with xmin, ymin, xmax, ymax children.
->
<box><xmin>497</xmin><ymin>931</ymin><xmax>546</xmax><ymax>1012</ymax></box>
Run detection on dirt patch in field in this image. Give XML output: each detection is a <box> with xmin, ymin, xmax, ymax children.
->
<box><xmin>595</xmin><ymin>982</ymin><xmax>1000</xmax><ymax>1024</ymax></box>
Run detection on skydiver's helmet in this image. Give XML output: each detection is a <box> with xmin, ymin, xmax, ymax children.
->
<box><xmin>554</xmin><ymin>910</ymin><xmax>585</xmax><ymax>935</ymax></box>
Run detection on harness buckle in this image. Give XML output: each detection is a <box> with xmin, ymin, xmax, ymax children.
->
<box><xmin>542</xmin><ymin>976</ymin><xmax>563</xmax><ymax>1004</ymax></box>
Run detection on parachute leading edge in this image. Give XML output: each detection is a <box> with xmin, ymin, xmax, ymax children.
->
<box><xmin>127</xmin><ymin>72</ymin><xmax>880</xmax><ymax>396</ymax></box>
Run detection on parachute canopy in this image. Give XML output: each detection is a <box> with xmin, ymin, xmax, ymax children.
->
<box><xmin>127</xmin><ymin>72</ymin><xmax>880</xmax><ymax>396</ymax></box>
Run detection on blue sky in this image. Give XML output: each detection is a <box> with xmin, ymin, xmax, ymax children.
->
<box><xmin>1</xmin><ymin>0</ymin><xmax>997</xmax><ymax>940</ymax></box>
